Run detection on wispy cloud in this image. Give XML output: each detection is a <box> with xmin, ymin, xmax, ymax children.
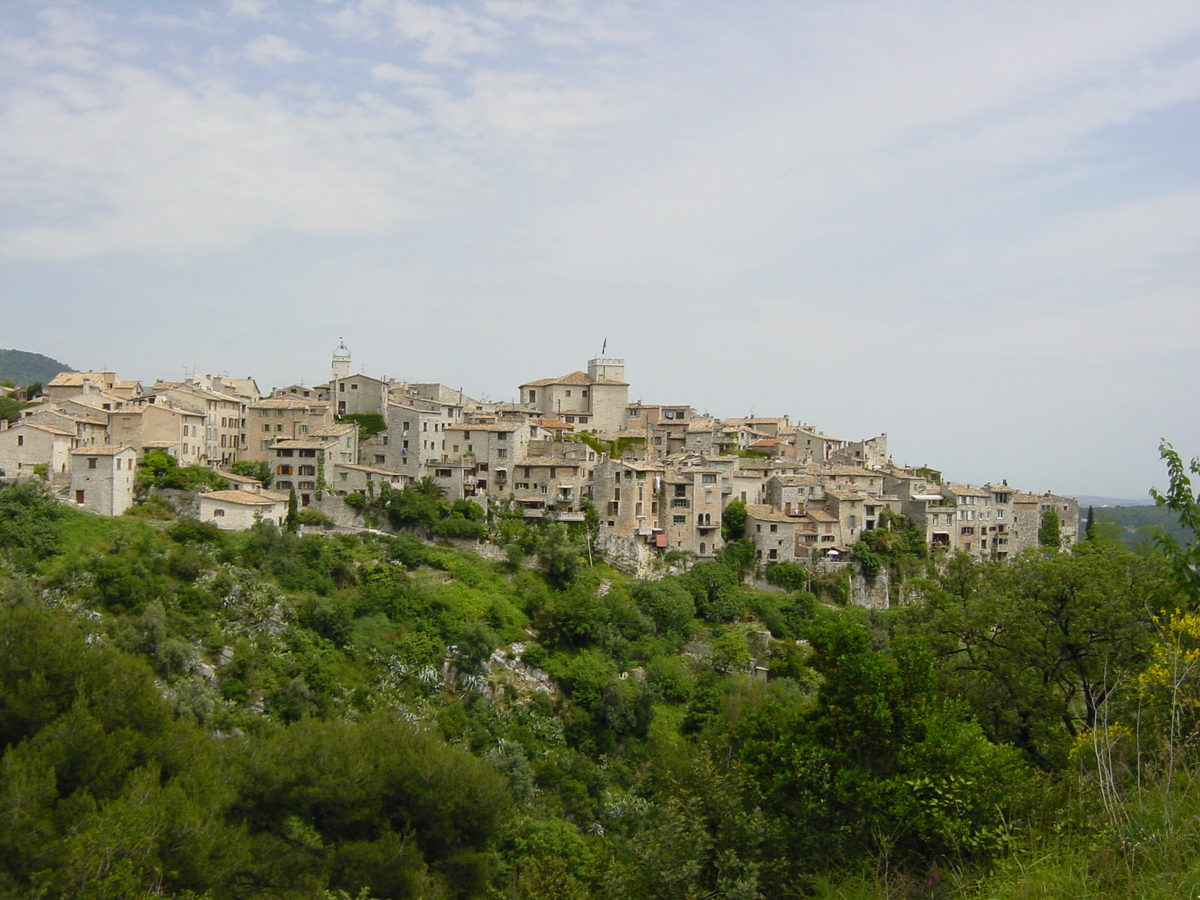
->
<box><xmin>243</xmin><ymin>33</ymin><xmax>312</xmax><ymax>66</ymax></box>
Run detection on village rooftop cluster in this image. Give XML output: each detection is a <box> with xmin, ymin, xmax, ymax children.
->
<box><xmin>0</xmin><ymin>345</ymin><xmax>1077</xmax><ymax>575</ymax></box>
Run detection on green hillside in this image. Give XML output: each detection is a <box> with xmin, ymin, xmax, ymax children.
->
<box><xmin>1</xmin><ymin>467</ymin><xmax>1200</xmax><ymax>900</ymax></box>
<box><xmin>0</xmin><ymin>348</ymin><xmax>73</xmax><ymax>386</ymax></box>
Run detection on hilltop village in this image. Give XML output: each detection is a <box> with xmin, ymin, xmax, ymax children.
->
<box><xmin>0</xmin><ymin>345</ymin><xmax>1077</xmax><ymax>584</ymax></box>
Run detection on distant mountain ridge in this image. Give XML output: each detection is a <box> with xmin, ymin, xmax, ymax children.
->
<box><xmin>0</xmin><ymin>349</ymin><xmax>73</xmax><ymax>386</ymax></box>
<box><xmin>1075</xmin><ymin>495</ymin><xmax>1152</xmax><ymax>508</ymax></box>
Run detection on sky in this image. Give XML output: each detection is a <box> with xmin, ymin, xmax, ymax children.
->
<box><xmin>1</xmin><ymin>0</ymin><xmax>1198</xmax><ymax>501</ymax></box>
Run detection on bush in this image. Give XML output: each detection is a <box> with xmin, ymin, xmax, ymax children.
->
<box><xmin>297</xmin><ymin>508</ymin><xmax>334</xmax><ymax>529</ymax></box>
<box><xmin>764</xmin><ymin>561</ymin><xmax>810</xmax><ymax>592</ymax></box>
<box><xmin>432</xmin><ymin>517</ymin><xmax>487</xmax><ymax>540</ymax></box>
<box><xmin>125</xmin><ymin>497</ymin><xmax>176</xmax><ymax>520</ymax></box>
<box><xmin>167</xmin><ymin>517</ymin><xmax>224</xmax><ymax>544</ymax></box>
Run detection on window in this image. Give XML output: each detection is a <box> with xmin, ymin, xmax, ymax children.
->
<box><xmin>435</xmin><ymin>469</ymin><xmax>452</xmax><ymax>478</ymax></box>
<box><xmin>528</xmin><ymin>390</ymin><xmax>536</xmax><ymax>403</ymax></box>
<box><xmin>299</xmin><ymin>465</ymin><xmax>316</xmax><ymax>476</ymax></box>
<box><xmin>259</xmin><ymin>410</ymin><xmax>269</xmax><ymax>417</ymax></box>
<box><xmin>702</xmin><ymin>473</ymin><xmax>717</xmax><ymax>483</ymax></box>
<box><xmin>673</xmin><ymin>515</ymin><xmax>686</xmax><ymax>524</ymax></box>
<box><xmin>565</xmin><ymin>390</ymin><xmax>571</xmax><ymax>397</ymax></box>
<box><xmin>497</xmin><ymin>448</ymin><xmax>507</xmax><ymax>458</ymax></box>
<box><xmin>298</xmin><ymin>481</ymin><xmax>316</xmax><ymax>490</ymax></box>
<box><xmin>565</xmin><ymin>416</ymin><xmax>575</xmax><ymax>423</ymax></box>
<box><xmin>278</xmin><ymin>465</ymin><xmax>293</xmax><ymax>475</ymax></box>
<box><xmin>87</xmin><ymin>458</ymin><xmax>97</xmax><ymax>469</ymax></box>
<box><xmin>299</xmin><ymin>425</ymin><xmax>308</xmax><ymax>434</ymax></box>
<box><xmin>351</xmin><ymin>383</ymin><xmax>359</xmax><ymax>390</ymax></box>
<box><xmin>213</xmin><ymin>508</ymin><xmax>225</xmax><ymax>517</ymax></box>
<box><xmin>16</xmin><ymin>435</ymin><xmax>22</xmax><ymax>446</ymax></box>
<box><xmin>770</xmin><ymin>524</ymin><xmax>778</xmax><ymax>533</ymax></box>
<box><xmin>262</xmin><ymin>425</ymin><xmax>271</xmax><ymax>433</ymax></box>
<box><xmin>339</xmin><ymin>383</ymin><xmax>345</xmax><ymax>392</ymax></box>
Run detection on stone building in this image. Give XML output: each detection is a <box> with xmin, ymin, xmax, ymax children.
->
<box><xmin>0</xmin><ymin>421</ymin><xmax>75</xmax><ymax>478</ymax></box>
<box><xmin>245</xmin><ymin>398</ymin><xmax>335</xmax><ymax>462</ymax></box>
<box><xmin>519</xmin><ymin>357</ymin><xmax>630</xmax><ymax>434</ymax></box>
<box><xmin>200</xmin><ymin>487</ymin><xmax>289</xmax><ymax>530</ymax></box>
<box><xmin>69</xmin><ymin>445</ymin><xmax>138</xmax><ymax>516</ymax></box>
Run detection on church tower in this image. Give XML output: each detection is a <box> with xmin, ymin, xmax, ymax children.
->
<box><xmin>332</xmin><ymin>340</ymin><xmax>351</xmax><ymax>379</ymax></box>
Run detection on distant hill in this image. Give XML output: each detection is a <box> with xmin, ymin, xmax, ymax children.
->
<box><xmin>0</xmin><ymin>349</ymin><xmax>73</xmax><ymax>386</ymax></box>
<box><xmin>1080</xmin><ymin>504</ymin><xmax>1191</xmax><ymax>549</ymax></box>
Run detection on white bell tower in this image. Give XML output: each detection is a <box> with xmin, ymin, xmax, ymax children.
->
<box><xmin>332</xmin><ymin>340</ymin><xmax>351</xmax><ymax>379</ymax></box>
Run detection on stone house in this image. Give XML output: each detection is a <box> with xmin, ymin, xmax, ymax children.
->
<box><xmin>1012</xmin><ymin>491</ymin><xmax>1079</xmax><ymax>553</ymax></box>
<box><xmin>269</xmin><ymin>426</ymin><xmax>357</xmax><ymax>507</ymax></box>
<box><xmin>370</xmin><ymin>398</ymin><xmax>463</xmax><ymax>478</ymax></box>
<box><xmin>328</xmin><ymin>373</ymin><xmax>391</xmax><ymax>418</ymax></box>
<box><xmin>199</xmin><ymin>487</ymin><xmax>289</xmax><ymax>530</ymax></box>
<box><xmin>246</xmin><ymin>398</ymin><xmax>335</xmax><ymax>462</ymax></box>
<box><xmin>519</xmin><ymin>357</ymin><xmax>629</xmax><ymax>434</ymax></box>
<box><xmin>765</xmin><ymin>474</ymin><xmax>827</xmax><ymax>513</ymax></box>
<box><xmin>941</xmin><ymin>483</ymin><xmax>994</xmax><ymax>557</ymax></box>
<box><xmin>746</xmin><ymin>505</ymin><xmax>803</xmax><ymax>564</ymax></box>
<box><xmin>983</xmin><ymin>483</ymin><xmax>1016</xmax><ymax>559</ymax></box>
<box><xmin>331</xmin><ymin>463</ymin><xmax>409</xmax><ymax>496</ymax></box>
<box><xmin>20</xmin><ymin>408</ymin><xmax>110</xmax><ymax>450</ymax></box>
<box><xmin>668</xmin><ymin>466</ymin><xmax>724</xmax><ymax>558</ymax></box>
<box><xmin>106</xmin><ymin>401</ymin><xmax>207</xmax><ymax>466</ymax></box>
<box><xmin>0</xmin><ymin>422</ymin><xmax>76</xmax><ymax>478</ymax></box>
<box><xmin>150</xmin><ymin>384</ymin><xmax>247</xmax><ymax>467</ymax></box>
<box><xmin>46</xmin><ymin>371</ymin><xmax>141</xmax><ymax>403</ymax></box>
<box><xmin>69</xmin><ymin>445</ymin><xmax>138</xmax><ymax>516</ymax></box>
<box><xmin>830</xmin><ymin>433</ymin><xmax>890</xmax><ymax>468</ymax></box>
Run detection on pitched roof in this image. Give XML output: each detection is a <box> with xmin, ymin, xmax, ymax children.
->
<box><xmin>71</xmin><ymin>445</ymin><xmax>134</xmax><ymax>455</ymax></box>
<box><xmin>250</xmin><ymin>397</ymin><xmax>324</xmax><ymax>410</ymax></box>
<box><xmin>200</xmin><ymin>490</ymin><xmax>288</xmax><ymax>505</ymax></box>
<box><xmin>745</xmin><ymin>504</ymin><xmax>801</xmax><ymax>523</ymax></box>
<box><xmin>6</xmin><ymin>422</ymin><xmax>74</xmax><ymax>437</ymax></box>
<box><xmin>521</xmin><ymin>371</ymin><xmax>590</xmax><ymax>387</ymax></box>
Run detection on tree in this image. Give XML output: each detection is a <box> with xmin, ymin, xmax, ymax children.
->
<box><xmin>0</xmin><ymin>480</ymin><xmax>61</xmax><ymax>563</ymax></box>
<box><xmin>905</xmin><ymin>548</ymin><xmax>1162</xmax><ymax>768</ymax></box>
<box><xmin>286</xmin><ymin>488</ymin><xmax>299</xmax><ymax>533</ymax></box>
<box><xmin>716</xmin><ymin>539</ymin><xmax>757</xmax><ymax>582</ymax></box>
<box><xmin>632</xmin><ymin>579</ymin><xmax>695</xmax><ymax>637</ymax></box>
<box><xmin>385</xmin><ymin>478</ymin><xmax>446</xmax><ymax>531</ymax></box>
<box><xmin>538</xmin><ymin>523</ymin><xmax>583</xmax><ymax>589</ymax></box>
<box><xmin>1085</xmin><ymin>505</ymin><xmax>1096</xmax><ymax>542</ymax></box>
<box><xmin>1038</xmin><ymin>507</ymin><xmax>1062</xmax><ymax>548</ymax></box>
<box><xmin>229</xmin><ymin>459</ymin><xmax>273</xmax><ymax>488</ymax></box>
<box><xmin>1151</xmin><ymin>441</ymin><xmax>1200</xmax><ymax>601</ymax></box>
<box><xmin>722</xmin><ymin>499</ymin><xmax>747</xmax><ymax>542</ymax></box>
